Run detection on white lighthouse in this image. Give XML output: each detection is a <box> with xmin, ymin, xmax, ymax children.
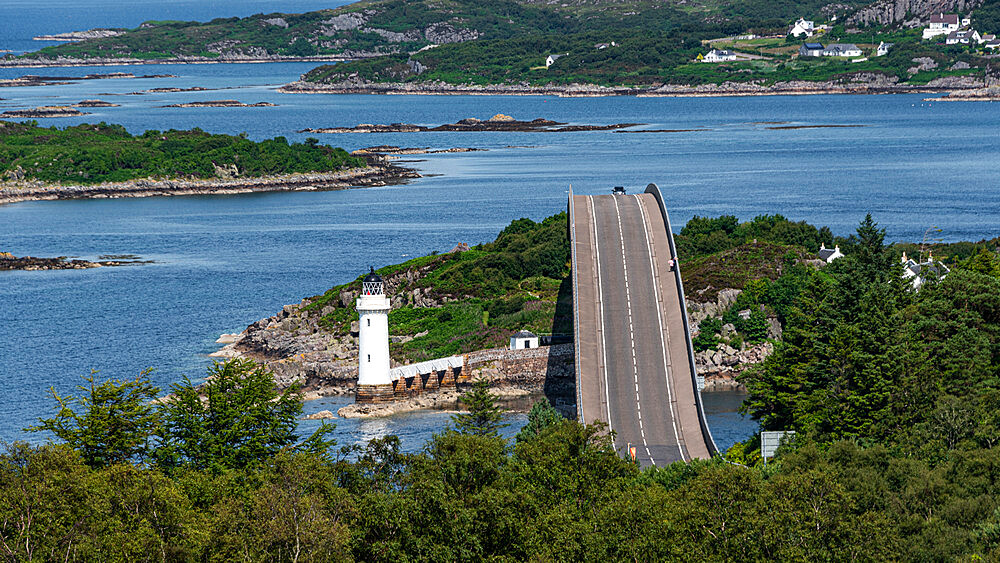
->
<box><xmin>356</xmin><ymin>267</ymin><xmax>392</xmax><ymax>402</ymax></box>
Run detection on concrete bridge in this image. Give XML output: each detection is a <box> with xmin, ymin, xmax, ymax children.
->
<box><xmin>569</xmin><ymin>184</ymin><xmax>717</xmax><ymax>466</ymax></box>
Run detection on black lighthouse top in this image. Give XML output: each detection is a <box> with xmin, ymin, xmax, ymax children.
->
<box><xmin>362</xmin><ymin>267</ymin><xmax>384</xmax><ymax>295</ymax></box>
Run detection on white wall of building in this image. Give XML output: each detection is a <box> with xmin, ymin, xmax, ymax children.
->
<box><xmin>357</xmin><ymin>293</ymin><xmax>392</xmax><ymax>386</ymax></box>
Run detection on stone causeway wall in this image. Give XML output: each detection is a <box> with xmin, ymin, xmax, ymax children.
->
<box><xmin>356</xmin><ymin>344</ymin><xmax>576</xmax><ymax>404</ymax></box>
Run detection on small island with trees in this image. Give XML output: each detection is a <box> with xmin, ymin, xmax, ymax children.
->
<box><xmin>0</xmin><ymin>121</ymin><xmax>418</xmax><ymax>205</ymax></box>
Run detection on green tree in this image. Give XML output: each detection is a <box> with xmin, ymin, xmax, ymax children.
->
<box><xmin>452</xmin><ymin>379</ymin><xmax>508</xmax><ymax>437</ymax></box>
<box><xmin>964</xmin><ymin>248</ymin><xmax>1000</xmax><ymax>277</ymax></box>
<box><xmin>30</xmin><ymin>370</ymin><xmax>160</xmax><ymax>468</ymax></box>
<box><xmin>154</xmin><ymin>359</ymin><xmax>325</xmax><ymax>472</ymax></box>
<box><xmin>742</xmin><ymin>308</ymin><xmax>769</xmax><ymax>343</ymax></box>
<box><xmin>515</xmin><ymin>397</ymin><xmax>563</xmax><ymax>444</ymax></box>
<box><xmin>288</xmin><ymin>37</ymin><xmax>318</xmax><ymax>57</ymax></box>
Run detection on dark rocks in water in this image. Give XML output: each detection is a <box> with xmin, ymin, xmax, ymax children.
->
<box><xmin>161</xmin><ymin>100</ymin><xmax>276</xmax><ymax>108</ymax></box>
<box><xmin>0</xmin><ymin>106</ymin><xmax>87</xmax><ymax>118</ymax></box>
<box><xmin>351</xmin><ymin>145</ymin><xmax>486</xmax><ymax>155</ymax></box>
<box><xmin>145</xmin><ymin>86</ymin><xmax>208</xmax><ymax>93</ymax></box>
<box><xmin>302</xmin><ymin>115</ymin><xmax>642</xmax><ymax>134</ymax></box>
<box><xmin>75</xmin><ymin>99</ymin><xmax>119</xmax><ymax>107</ymax></box>
<box><xmin>0</xmin><ymin>252</ymin><xmax>151</xmax><ymax>271</ymax></box>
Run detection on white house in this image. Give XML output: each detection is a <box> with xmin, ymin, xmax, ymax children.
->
<box><xmin>876</xmin><ymin>41</ymin><xmax>893</xmax><ymax>56</ymax></box>
<box><xmin>799</xmin><ymin>42</ymin><xmax>825</xmax><ymax>57</ymax></box>
<box><xmin>946</xmin><ymin>29</ymin><xmax>982</xmax><ymax>44</ymax></box>
<box><xmin>510</xmin><ymin>330</ymin><xmax>539</xmax><ymax>350</ymax></box>
<box><xmin>986</xmin><ymin>38</ymin><xmax>1000</xmax><ymax>50</ymax></box>
<box><xmin>923</xmin><ymin>13</ymin><xmax>960</xmax><ymax>39</ymax></box>
<box><xmin>818</xmin><ymin>243</ymin><xmax>844</xmax><ymax>263</ymax></box>
<box><xmin>545</xmin><ymin>54</ymin><xmax>566</xmax><ymax>68</ymax></box>
<box><xmin>901</xmin><ymin>252</ymin><xmax>950</xmax><ymax>290</ymax></box>
<box><xmin>962</xmin><ymin>17</ymin><xmax>972</xmax><ymax>27</ymax></box>
<box><xmin>823</xmin><ymin>43</ymin><xmax>862</xmax><ymax>57</ymax></box>
<box><xmin>702</xmin><ymin>49</ymin><xmax>738</xmax><ymax>62</ymax></box>
<box><xmin>789</xmin><ymin>18</ymin><xmax>815</xmax><ymax>38</ymax></box>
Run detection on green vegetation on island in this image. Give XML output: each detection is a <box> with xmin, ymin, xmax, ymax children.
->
<box><xmin>305</xmin><ymin>26</ymin><xmax>994</xmax><ymax>89</ymax></box>
<box><xmin>0</xmin><ymin>121</ymin><xmax>365</xmax><ymax>184</ymax></box>
<box><xmin>14</xmin><ymin>0</ymin><xmax>867</xmax><ymax>64</ymax></box>
<box><xmin>306</xmin><ymin>213</ymin><xmax>572</xmax><ymax>363</ymax></box>
<box><xmin>13</xmin><ymin>0</ymin><xmax>1000</xmax><ymax>90</ymax></box>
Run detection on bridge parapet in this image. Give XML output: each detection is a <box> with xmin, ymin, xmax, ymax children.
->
<box><xmin>642</xmin><ymin>183</ymin><xmax>718</xmax><ymax>456</ymax></box>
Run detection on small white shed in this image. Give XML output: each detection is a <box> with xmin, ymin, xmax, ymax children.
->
<box><xmin>510</xmin><ymin>330</ymin><xmax>539</xmax><ymax>350</ymax></box>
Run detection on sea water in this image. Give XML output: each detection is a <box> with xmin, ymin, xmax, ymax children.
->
<box><xmin>4</xmin><ymin>59</ymin><xmax>1000</xmax><ymax>451</ymax></box>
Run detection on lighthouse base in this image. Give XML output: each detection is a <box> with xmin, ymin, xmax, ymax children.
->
<box><xmin>355</xmin><ymin>383</ymin><xmax>396</xmax><ymax>404</ymax></box>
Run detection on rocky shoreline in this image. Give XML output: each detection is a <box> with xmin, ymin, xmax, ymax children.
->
<box><xmin>212</xmin><ymin>277</ymin><xmax>764</xmax><ymax>420</ymax></box>
<box><xmin>1</xmin><ymin>106</ymin><xmax>88</xmax><ymax>118</ymax></box>
<box><xmin>160</xmin><ymin>100</ymin><xmax>276</xmax><ymax>108</ymax></box>
<box><xmin>280</xmin><ymin>74</ymin><xmax>987</xmax><ymax>98</ymax></box>
<box><xmin>302</xmin><ymin>114</ymin><xmax>641</xmax><ymax>133</ymax></box>
<box><xmin>0</xmin><ymin>164</ymin><xmax>418</xmax><ymax>206</ymax></box>
<box><xmin>351</xmin><ymin>146</ymin><xmax>485</xmax><ymax>156</ymax></box>
<box><xmin>0</xmin><ymin>252</ymin><xmax>151</xmax><ymax>271</ymax></box>
<box><xmin>0</xmin><ymin>55</ymin><xmax>356</xmax><ymax>69</ymax></box>
<box><xmin>0</xmin><ymin>72</ymin><xmax>172</xmax><ymax>88</ymax></box>
<box><xmin>928</xmin><ymin>86</ymin><xmax>1000</xmax><ymax>101</ymax></box>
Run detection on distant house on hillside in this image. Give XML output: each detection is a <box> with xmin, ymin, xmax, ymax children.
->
<box><xmin>823</xmin><ymin>43</ymin><xmax>862</xmax><ymax>57</ymax></box>
<box><xmin>946</xmin><ymin>29</ymin><xmax>982</xmax><ymax>44</ymax></box>
<box><xmin>702</xmin><ymin>49</ymin><xmax>738</xmax><ymax>62</ymax></box>
<box><xmin>545</xmin><ymin>54</ymin><xmax>567</xmax><ymax>68</ymax></box>
<box><xmin>901</xmin><ymin>252</ymin><xmax>950</xmax><ymax>290</ymax></box>
<box><xmin>789</xmin><ymin>18</ymin><xmax>815</xmax><ymax>37</ymax></box>
<box><xmin>923</xmin><ymin>13</ymin><xmax>960</xmax><ymax>39</ymax></box>
<box><xmin>986</xmin><ymin>38</ymin><xmax>1000</xmax><ymax>50</ymax></box>
<box><xmin>510</xmin><ymin>330</ymin><xmax>539</xmax><ymax>350</ymax></box>
<box><xmin>594</xmin><ymin>41</ymin><xmax>618</xmax><ymax>50</ymax></box>
<box><xmin>799</xmin><ymin>42</ymin><xmax>825</xmax><ymax>57</ymax></box>
<box><xmin>818</xmin><ymin>243</ymin><xmax>844</xmax><ymax>263</ymax></box>
<box><xmin>876</xmin><ymin>41</ymin><xmax>893</xmax><ymax>56</ymax></box>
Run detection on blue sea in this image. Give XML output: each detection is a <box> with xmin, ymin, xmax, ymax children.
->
<box><xmin>4</xmin><ymin>5</ymin><xmax>1000</xmax><ymax>452</ymax></box>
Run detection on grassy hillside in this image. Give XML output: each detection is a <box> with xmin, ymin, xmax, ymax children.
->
<box><xmin>0</xmin><ymin>121</ymin><xmax>365</xmax><ymax>184</ymax></box>
<box><xmin>304</xmin><ymin>26</ymin><xmax>991</xmax><ymax>88</ymax></box>
<box><xmin>14</xmin><ymin>0</ymin><xmax>870</xmax><ymax>63</ymax></box>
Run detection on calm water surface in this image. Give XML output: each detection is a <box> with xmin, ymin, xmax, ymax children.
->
<box><xmin>4</xmin><ymin>59</ymin><xmax>999</xmax><ymax>450</ymax></box>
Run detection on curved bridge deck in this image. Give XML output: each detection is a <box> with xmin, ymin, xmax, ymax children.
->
<box><xmin>570</xmin><ymin>184</ymin><xmax>716</xmax><ymax>466</ymax></box>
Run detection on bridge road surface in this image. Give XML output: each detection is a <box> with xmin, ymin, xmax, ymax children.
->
<box><xmin>572</xmin><ymin>192</ymin><xmax>711</xmax><ymax>466</ymax></box>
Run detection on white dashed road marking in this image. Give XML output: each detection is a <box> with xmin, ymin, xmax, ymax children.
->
<box><xmin>611</xmin><ymin>196</ymin><xmax>655</xmax><ymax>465</ymax></box>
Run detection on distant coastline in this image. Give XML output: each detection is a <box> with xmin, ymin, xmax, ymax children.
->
<box><xmin>279</xmin><ymin>75</ymin><xmax>983</xmax><ymax>98</ymax></box>
<box><xmin>0</xmin><ymin>164</ymin><xmax>418</xmax><ymax>206</ymax></box>
<box><xmin>0</xmin><ymin>54</ymin><xmax>357</xmax><ymax>69</ymax></box>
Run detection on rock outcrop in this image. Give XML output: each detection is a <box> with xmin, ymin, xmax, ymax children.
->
<box><xmin>696</xmin><ymin>342</ymin><xmax>774</xmax><ymax>391</ymax></box>
<box><xmin>161</xmin><ymin>100</ymin><xmax>276</xmax><ymax>108</ymax></box>
<box><xmin>847</xmin><ymin>0</ymin><xmax>983</xmax><ymax>27</ymax></box>
<box><xmin>0</xmin><ymin>252</ymin><xmax>150</xmax><ymax>270</ymax></box>
<box><xmin>1</xmin><ymin>106</ymin><xmax>87</xmax><ymax>118</ymax></box>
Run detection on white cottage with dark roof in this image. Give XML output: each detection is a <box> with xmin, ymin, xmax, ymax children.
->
<box><xmin>510</xmin><ymin>330</ymin><xmax>539</xmax><ymax>350</ymax></box>
<box><xmin>823</xmin><ymin>43</ymin><xmax>862</xmax><ymax>57</ymax></box>
<box><xmin>924</xmin><ymin>13</ymin><xmax>961</xmax><ymax>39</ymax></box>
<box><xmin>818</xmin><ymin>243</ymin><xmax>843</xmax><ymax>263</ymax></box>
<box><xmin>799</xmin><ymin>42</ymin><xmax>825</xmax><ymax>57</ymax></box>
<box><xmin>901</xmin><ymin>252</ymin><xmax>951</xmax><ymax>290</ymax></box>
